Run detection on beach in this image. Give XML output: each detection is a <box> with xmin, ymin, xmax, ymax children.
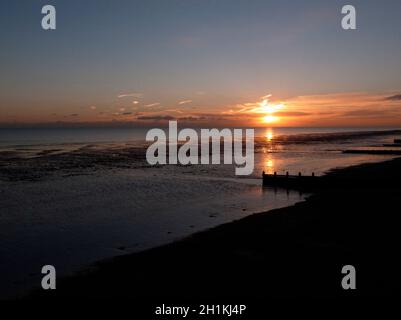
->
<box><xmin>30</xmin><ymin>156</ymin><xmax>401</xmax><ymax>299</ymax></box>
<box><xmin>0</xmin><ymin>137</ymin><xmax>303</xmax><ymax>299</ymax></box>
<box><xmin>1</xmin><ymin>128</ymin><xmax>400</xmax><ymax>299</ymax></box>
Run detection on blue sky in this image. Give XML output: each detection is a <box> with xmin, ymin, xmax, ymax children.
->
<box><xmin>1</xmin><ymin>0</ymin><xmax>401</xmax><ymax>126</ymax></box>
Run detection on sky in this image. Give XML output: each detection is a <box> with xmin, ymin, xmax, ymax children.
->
<box><xmin>1</xmin><ymin>0</ymin><xmax>401</xmax><ymax>127</ymax></box>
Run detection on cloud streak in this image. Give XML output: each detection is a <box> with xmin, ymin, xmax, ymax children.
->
<box><xmin>117</xmin><ymin>93</ymin><xmax>143</xmax><ymax>99</ymax></box>
<box><xmin>384</xmin><ymin>94</ymin><xmax>401</xmax><ymax>101</ymax></box>
<box><xmin>178</xmin><ymin>100</ymin><xmax>192</xmax><ymax>105</ymax></box>
<box><xmin>137</xmin><ymin>115</ymin><xmax>175</xmax><ymax>121</ymax></box>
<box><xmin>144</xmin><ymin>103</ymin><xmax>161</xmax><ymax>107</ymax></box>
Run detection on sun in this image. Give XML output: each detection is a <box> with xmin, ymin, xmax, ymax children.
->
<box><xmin>255</xmin><ymin>97</ymin><xmax>285</xmax><ymax>125</ymax></box>
<box><xmin>263</xmin><ymin>115</ymin><xmax>278</xmax><ymax>123</ymax></box>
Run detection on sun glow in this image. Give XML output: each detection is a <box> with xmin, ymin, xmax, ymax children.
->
<box><xmin>265</xmin><ymin>129</ymin><xmax>274</xmax><ymax>141</ymax></box>
<box><xmin>263</xmin><ymin>115</ymin><xmax>278</xmax><ymax>123</ymax></box>
<box><xmin>257</xmin><ymin>99</ymin><xmax>284</xmax><ymax>124</ymax></box>
<box><xmin>264</xmin><ymin>155</ymin><xmax>275</xmax><ymax>174</ymax></box>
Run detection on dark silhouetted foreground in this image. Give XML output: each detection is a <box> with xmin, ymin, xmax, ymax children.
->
<box><xmin>31</xmin><ymin>159</ymin><xmax>401</xmax><ymax>299</ymax></box>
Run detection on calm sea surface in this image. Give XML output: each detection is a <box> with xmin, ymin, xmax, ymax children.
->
<box><xmin>1</xmin><ymin>126</ymin><xmax>400</xmax><ymax>175</ymax></box>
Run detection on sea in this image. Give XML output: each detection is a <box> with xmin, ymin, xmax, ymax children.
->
<box><xmin>1</xmin><ymin>126</ymin><xmax>400</xmax><ymax>175</ymax></box>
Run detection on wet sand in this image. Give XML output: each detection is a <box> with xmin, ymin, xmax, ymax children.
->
<box><xmin>30</xmin><ymin>157</ymin><xmax>401</xmax><ymax>299</ymax></box>
<box><xmin>0</xmin><ymin>144</ymin><xmax>304</xmax><ymax>299</ymax></box>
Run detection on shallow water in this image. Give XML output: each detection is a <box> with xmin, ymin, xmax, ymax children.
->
<box><xmin>0</xmin><ymin>167</ymin><xmax>304</xmax><ymax>298</ymax></box>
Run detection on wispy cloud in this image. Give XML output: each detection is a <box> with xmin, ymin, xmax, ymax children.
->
<box><xmin>275</xmin><ymin>111</ymin><xmax>310</xmax><ymax>117</ymax></box>
<box><xmin>280</xmin><ymin>92</ymin><xmax>401</xmax><ymax>126</ymax></box>
<box><xmin>24</xmin><ymin>91</ymin><xmax>401</xmax><ymax>127</ymax></box>
<box><xmin>223</xmin><ymin>94</ymin><xmax>284</xmax><ymax>115</ymax></box>
<box><xmin>384</xmin><ymin>94</ymin><xmax>401</xmax><ymax>101</ymax></box>
<box><xmin>144</xmin><ymin>103</ymin><xmax>161</xmax><ymax>107</ymax></box>
<box><xmin>137</xmin><ymin>115</ymin><xmax>175</xmax><ymax>121</ymax></box>
<box><xmin>341</xmin><ymin>109</ymin><xmax>401</xmax><ymax>118</ymax></box>
<box><xmin>117</xmin><ymin>93</ymin><xmax>143</xmax><ymax>99</ymax></box>
<box><xmin>261</xmin><ymin>94</ymin><xmax>272</xmax><ymax>100</ymax></box>
<box><xmin>112</xmin><ymin>111</ymin><xmax>133</xmax><ymax>116</ymax></box>
<box><xmin>178</xmin><ymin>100</ymin><xmax>192</xmax><ymax>105</ymax></box>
